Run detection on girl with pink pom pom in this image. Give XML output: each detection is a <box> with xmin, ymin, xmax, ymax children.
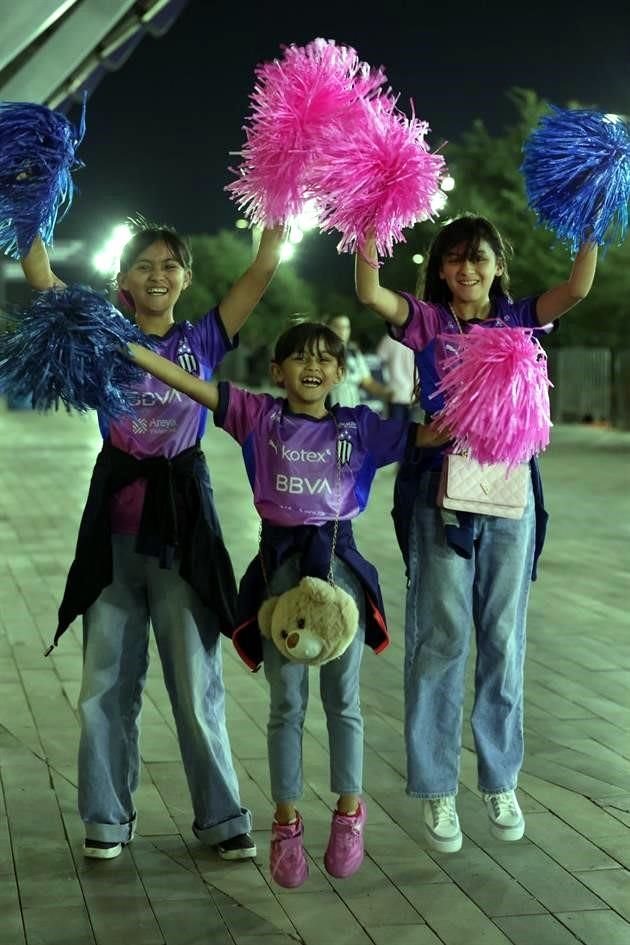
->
<box><xmin>356</xmin><ymin>213</ymin><xmax>597</xmax><ymax>853</ymax></box>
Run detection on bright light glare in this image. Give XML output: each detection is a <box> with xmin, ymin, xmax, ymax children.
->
<box><xmin>440</xmin><ymin>175</ymin><xmax>455</xmax><ymax>192</ymax></box>
<box><xmin>412</xmin><ymin>253</ymin><xmax>424</xmax><ymax>265</ymax></box>
<box><xmin>235</xmin><ymin>218</ymin><xmax>249</xmax><ymax>229</ymax></box>
<box><xmin>430</xmin><ymin>190</ymin><xmax>448</xmax><ymax>213</ymax></box>
<box><xmin>280</xmin><ymin>242</ymin><xmax>295</xmax><ymax>262</ymax></box>
<box><xmin>293</xmin><ymin>199</ymin><xmax>319</xmax><ymax>232</ymax></box>
<box><xmin>289</xmin><ymin>228</ymin><xmax>304</xmax><ymax>245</ymax></box>
<box><xmin>92</xmin><ymin>223</ymin><xmax>133</xmax><ymax>274</ymax></box>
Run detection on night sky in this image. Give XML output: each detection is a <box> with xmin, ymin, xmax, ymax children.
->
<box><xmin>63</xmin><ymin>0</ymin><xmax>630</xmax><ymax>263</ymax></box>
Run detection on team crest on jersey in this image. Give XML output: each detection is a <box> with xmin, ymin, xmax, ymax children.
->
<box><xmin>336</xmin><ymin>430</ymin><xmax>353</xmax><ymax>465</ymax></box>
<box><xmin>176</xmin><ymin>340</ymin><xmax>199</xmax><ymax>375</ymax></box>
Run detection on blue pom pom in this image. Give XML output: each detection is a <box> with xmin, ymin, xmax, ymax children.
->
<box><xmin>0</xmin><ymin>285</ymin><xmax>152</xmax><ymax>418</ymax></box>
<box><xmin>522</xmin><ymin>106</ymin><xmax>630</xmax><ymax>253</ymax></box>
<box><xmin>0</xmin><ymin>99</ymin><xmax>86</xmax><ymax>259</ymax></box>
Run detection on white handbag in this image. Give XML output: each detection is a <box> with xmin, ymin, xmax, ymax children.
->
<box><xmin>437</xmin><ymin>453</ymin><xmax>528</xmax><ymax>520</ymax></box>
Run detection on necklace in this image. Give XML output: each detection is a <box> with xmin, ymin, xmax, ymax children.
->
<box><xmin>448</xmin><ymin>302</ymin><xmax>464</xmax><ymax>335</ymax></box>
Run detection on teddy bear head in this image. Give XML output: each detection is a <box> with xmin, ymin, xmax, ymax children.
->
<box><xmin>258</xmin><ymin>576</ymin><xmax>359</xmax><ymax>666</ymax></box>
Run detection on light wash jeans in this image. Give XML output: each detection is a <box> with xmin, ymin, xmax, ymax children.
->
<box><xmin>405</xmin><ymin>471</ymin><xmax>535</xmax><ymax>798</ymax></box>
<box><xmin>78</xmin><ymin>535</ymin><xmax>251</xmax><ymax>844</ymax></box>
<box><xmin>262</xmin><ymin>555</ymin><xmax>366</xmax><ymax>802</ymax></box>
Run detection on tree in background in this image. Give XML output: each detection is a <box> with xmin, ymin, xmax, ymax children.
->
<box><xmin>174</xmin><ymin>230</ymin><xmax>378</xmax><ymax>361</ymax></box>
<box><xmin>174</xmin><ymin>230</ymin><xmax>317</xmax><ymax>346</ymax></box>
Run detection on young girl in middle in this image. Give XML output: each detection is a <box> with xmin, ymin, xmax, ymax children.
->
<box><xmin>126</xmin><ymin>320</ymin><xmax>445</xmax><ymax>888</ymax></box>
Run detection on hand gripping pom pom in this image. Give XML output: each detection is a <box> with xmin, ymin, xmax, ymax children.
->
<box><xmin>522</xmin><ymin>106</ymin><xmax>630</xmax><ymax>254</ymax></box>
<box><xmin>307</xmin><ymin>95</ymin><xmax>447</xmax><ymax>257</ymax></box>
<box><xmin>432</xmin><ymin>326</ymin><xmax>552</xmax><ymax>466</ymax></box>
<box><xmin>226</xmin><ymin>38</ymin><xmax>386</xmax><ymax>226</ymax></box>
<box><xmin>0</xmin><ymin>100</ymin><xmax>86</xmax><ymax>259</ymax></box>
<box><xmin>0</xmin><ymin>285</ymin><xmax>153</xmax><ymax>418</ymax></box>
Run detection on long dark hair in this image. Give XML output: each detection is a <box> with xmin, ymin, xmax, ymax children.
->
<box><xmin>273</xmin><ymin>321</ymin><xmax>346</xmax><ymax>370</ymax></box>
<box><xmin>420</xmin><ymin>214</ymin><xmax>512</xmax><ymax>304</ymax></box>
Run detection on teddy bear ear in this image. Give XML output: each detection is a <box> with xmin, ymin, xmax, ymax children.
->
<box><xmin>258</xmin><ymin>596</ymin><xmax>279</xmax><ymax>638</ymax></box>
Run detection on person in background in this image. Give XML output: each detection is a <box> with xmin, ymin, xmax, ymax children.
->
<box><xmin>376</xmin><ymin>331</ymin><xmax>416</xmax><ymax>423</ymax></box>
<box><xmin>326</xmin><ymin>314</ymin><xmax>390</xmax><ymax>409</ymax></box>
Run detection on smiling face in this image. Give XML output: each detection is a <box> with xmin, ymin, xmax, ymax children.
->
<box><xmin>439</xmin><ymin>239</ymin><xmax>503</xmax><ymax>311</ymax></box>
<box><xmin>117</xmin><ymin>239</ymin><xmax>191</xmax><ymax>323</ymax></box>
<box><xmin>271</xmin><ymin>340</ymin><xmax>343</xmax><ymax>416</ymax></box>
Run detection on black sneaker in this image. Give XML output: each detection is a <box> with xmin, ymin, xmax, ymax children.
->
<box><xmin>83</xmin><ymin>839</ymin><xmax>123</xmax><ymax>860</ymax></box>
<box><xmin>217</xmin><ymin>832</ymin><xmax>257</xmax><ymax>860</ymax></box>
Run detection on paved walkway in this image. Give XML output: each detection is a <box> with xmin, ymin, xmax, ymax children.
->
<box><xmin>0</xmin><ymin>404</ymin><xmax>628</xmax><ymax>945</ymax></box>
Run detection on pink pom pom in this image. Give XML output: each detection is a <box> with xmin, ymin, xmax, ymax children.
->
<box><xmin>226</xmin><ymin>38</ymin><xmax>386</xmax><ymax>226</ymax></box>
<box><xmin>432</xmin><ymin>327</ymin><xmax>552</xmax><ymax>466</ymax></box>
<box><xmin>307</xmin><ymin>96</ymin><xmax>446</xmax><ymax>256</ymax></box>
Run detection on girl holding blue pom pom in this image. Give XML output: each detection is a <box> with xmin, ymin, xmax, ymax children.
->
<box><xmin>19</xmin><ymin>222</ymin><xmax>285</xmax><ymax>860</ymax></box>
<box><xmin>356</xmin><ymin>214</ymin><xmax>597</xmax><ymax>854</ymax></box>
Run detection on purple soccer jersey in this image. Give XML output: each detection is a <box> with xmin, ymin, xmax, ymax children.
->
<box><xmin>391</xmin><ymin>292</ymin><xmax>546</xmax><ymax>413</ymax></box>
<box><xmin>216</xmin><ymin>385</ymin><xmax>412</xmax><ymax>527</ymax></box>
<box><xmin>101</xmin><ymin>308</ymin><xmax>235</xmax><ymax>534</ymax></box>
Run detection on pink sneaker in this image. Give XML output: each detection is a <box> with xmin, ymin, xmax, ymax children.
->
<box><xmin>270</xmin><ymin>814</ymin><xmax>308</xmax><ymax>888</ymax></box>
<box><xmin>324</xmin><ymin>801</ymin><xmax>367</xmax><ymax>878</ymax></box>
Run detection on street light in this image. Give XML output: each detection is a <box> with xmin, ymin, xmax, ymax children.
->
<box><xmin>279</xmin><ymin>242</ymin><xmax>296</xmax><ymax>262</ymax></box>
<box><xmin>92</xmin><ymin>223</ymin><xmax>133</xmax><ymax>275</ymax></box>
<box><xmin>236</xmin><ymin>199</ymin><xmax>319</xmax><ymax>261</ymax></box>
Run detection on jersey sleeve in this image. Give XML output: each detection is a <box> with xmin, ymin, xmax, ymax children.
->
<box><xmin>185</xmin><ymin>307</ymin><xmax>238</xmax><ymax>371</ymax></box>
<box><xmin>503</xmin><ymin>296</ymin><xmax>539</xmax><ymax>328</ymax></box>
<box><xmin>388</xmin><ymin>292</ymin><xmax>442</xmax><ymax>352</ymax></box>
<box><xmin>214</xmin><ymin>382</ymin><xmax>271</xmax><ymax>445</ymax></box>
<box><xmin>355</xmin><ymin>405</ymin><xmax>415</xmax><ymax>468</ymax></box>
<box><xmin>502</xmin><ymin>296</ymin><xmax>558</xmax><ymax>337</ymax></box>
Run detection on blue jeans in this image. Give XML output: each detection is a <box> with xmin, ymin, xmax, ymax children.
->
<box><xmin>78</xmin><ymin>535</ymin><xmax>251</xmax><ymax>845</ymax></box>
<box><xmin>262</xmin><ymin>555</ymin><xmax>366</xmax><ymax>802</ymax></box>
<box><xmin>405</xmin><ymin>472</ymin><xmax>535</xmax><ymax>798</ymax></box>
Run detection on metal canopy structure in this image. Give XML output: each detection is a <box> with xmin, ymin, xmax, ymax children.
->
<box><xmin>0</xmin><ymin>0</ymin><xmax>190</xmax><ymax>110</ymax></box>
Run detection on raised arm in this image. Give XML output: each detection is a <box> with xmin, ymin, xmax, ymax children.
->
<box><xmin>535</xmin><ymin>242</ymin><xmax>598</xmax><ymax>324</ymax></box>
<box><xmin>127</xmin><ymin>342</ymin><xmax>219</xmax><ymax>411</ymax></box>
<box><xmin>20</xmin><ymin>236</ymin><xmax>66</xmax><ymax>290</ymax></box>
<box><xmin>218</xmin><ymin>225</ymin><xmax>286</xmax><ymax>338</ymax></box>
<box><xmin>355</xmin><ymin>238</ymin><xmax>409</xmax><ymax>326</ymax></box>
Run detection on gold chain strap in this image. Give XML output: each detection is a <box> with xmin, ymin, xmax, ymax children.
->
<box><xmin>258</xmin><ymin>411</ymin><xmax>344</xmax><ymax>592</ymax></box>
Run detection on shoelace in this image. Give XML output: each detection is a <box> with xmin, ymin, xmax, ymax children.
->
<box><xmin>430</xmin><ymin>798</ymin><xmax>457</xmax><ymax>827</ymax></box>
<box><xmin>487</xmin><ymin>794</ymin><xmax>518</xmax><ymax>818</ymax></box>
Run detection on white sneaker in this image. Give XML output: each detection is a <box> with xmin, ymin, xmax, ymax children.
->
<box><xmin>423</xmin><ymin>797</ymin><xmax>462</xmax><ymax>853</ymax></box>
<box><xmin>483</xmin><ymin>791</ymin><xmax>525</xmax><ymax>841</ymax></box>
<box><xmin>83</xmin><ymin>839</ymin><xmax>123</xmax><ymax>859</ymax></box>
